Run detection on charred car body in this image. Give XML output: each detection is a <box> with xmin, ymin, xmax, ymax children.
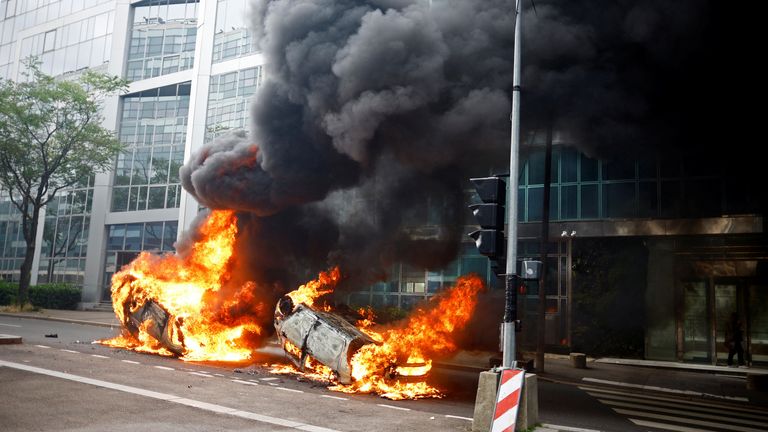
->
<box><xmin>274</xmin><ymin>295</ymin><xmax>377</xmax><ymax>384</ymax></box>
<box><xmin>121</xmin><ymin>298</ymin><xmax>185</xmax><ymax>356</ymax></box>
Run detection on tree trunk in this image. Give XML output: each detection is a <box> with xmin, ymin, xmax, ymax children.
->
<box><xmin>17</xmin><ymin>207</ymin><xmax>40</xmax><ymax>305</ymax></box>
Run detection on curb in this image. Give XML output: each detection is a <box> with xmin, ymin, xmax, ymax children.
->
<box><xmin>0</xmin><ymin>312</ymin><xmax>120</xmax><ymax>329</ymax></box>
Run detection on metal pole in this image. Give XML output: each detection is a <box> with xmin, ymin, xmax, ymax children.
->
<box><xmin>503</xmin><ymin>0</ymin><xmax>523</xmax><ymax>370</ymax></box>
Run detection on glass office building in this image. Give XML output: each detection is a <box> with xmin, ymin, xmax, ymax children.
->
<box><xmin>0</xmin><ymin>0</ymin><xmax>764</xmax><ymax>365</ymax></box>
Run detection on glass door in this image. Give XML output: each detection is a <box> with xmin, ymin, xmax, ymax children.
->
<box><xmin>748</xmin><ymin>284</ymin><xmax>768</xmax><ymax>365</ymax></box>
<box><xmin>682</xmin><ymin>282</ymin><xmax>710</xmax><ymax>362</ymax></box>
<box><xmin>714</xmin><ymin>283</ymin><xmax>738</xmax><ymax>364</ymax></box>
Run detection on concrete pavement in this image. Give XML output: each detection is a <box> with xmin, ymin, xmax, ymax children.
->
<box><xmin>2</xmin><ymin>307</ymin><xmax>767</xmax><ymax>431</ymax></box>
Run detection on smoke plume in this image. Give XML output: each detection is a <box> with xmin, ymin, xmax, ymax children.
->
<box><xmin>180</xmin><ymin>0</ymin><xmax>760</xmax><ymax>291</ymax></box>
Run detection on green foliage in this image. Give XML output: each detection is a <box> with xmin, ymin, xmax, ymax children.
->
<box><xmin>28</xmin><ymin>283</ymin><xmax>81</xmax><ymax>310</ymax></box>
<box><xmin>375</xmin><ymin>306</ymin><xmax>409</xmax><ymax>324</ymax></box>
<box><xmin>0</xmin><ymin>57</ymin><xmax>127</xmax><ymax>303</ymax></box>
<box><xmin>0</xmin><ymin>281</ymin><xmax>17</xmax><ymax>305</ymax></box>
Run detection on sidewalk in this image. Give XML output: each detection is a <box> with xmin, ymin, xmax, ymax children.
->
<box><xmin>437</xmin><ymin>350</ymin><xmax>768</xmax><ymax>406</ymax></box>
<box><xmin>0</xmin><ymin>308</ymin><xmax>120</xmax><ymax>328</ymax></box>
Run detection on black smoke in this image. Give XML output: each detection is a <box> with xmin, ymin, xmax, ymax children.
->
<box><xmin>180</xmin><ymin>0</ymin><xmax>762</xmax><ymax>292</ymax></box>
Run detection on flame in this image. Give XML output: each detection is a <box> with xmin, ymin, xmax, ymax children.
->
<box><xmin>101</xmin><ymin>210</ymin><xmax>264</xmax><ymax>361</ymax></box>
<box><xmin>329</xmin><ymin>274</ymin><xmax>484</xmax><ymax>399</ymax></box>
<box><xmin>286</xmin><ymin>267</ymin><xmax>340</xmax><ymax>308</ymax></box>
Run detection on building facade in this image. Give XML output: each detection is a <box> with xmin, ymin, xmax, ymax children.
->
<box><xmin>1</xmin><ymin>0</ymin><xmax>765</xmax><ymax>366</ymax></box>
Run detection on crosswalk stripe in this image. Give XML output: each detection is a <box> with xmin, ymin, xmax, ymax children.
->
<box><xmin>612</xmin><ymin>408</ymin><xmax>765</xmax><ymax>432</ymax></box>
<box><xmin>586</xmin><ymin>392</ymin><xmax>768</xmax><ymax>422</ymax></box>
<box><xmin>628</xmin><ymin>418</ymin><xmax>715</xmax><ymax>432</ymax></box>
<box><xmin>579</xmin><ymin>386</ymin><xmax>767</xmax><ymax>415</ymax></box>
<box><xmin>598</xmin><ymin>399</ymin><xmax>768</xmax><ymax>427</ymax></box>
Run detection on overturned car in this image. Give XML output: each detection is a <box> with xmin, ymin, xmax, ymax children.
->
<box><xmin>120</xmin><ymin>298</ymin><xmax>185</xmax><ymax>356</ymax></box>
<box><xmin>274</xmin><ymin>295</ymin><xmax>377</xmax><ymax>384</ymax></box>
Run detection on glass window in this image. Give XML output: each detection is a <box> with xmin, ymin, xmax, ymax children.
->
<box><xmin>581</xmin><ymin>184</ymin><xmax>598</xmax><ymax>219</ymax></box>
<box><xmin>605</xmin><ymin>183</ymin><xmax>635</xmax><ymax>218</ymax></box>
<box><xmin>660</xmin><ymin>180</ymin><xmax>681</xmax><ymax>218</ymax></box>
<box><xmin>527</xmin><ymin>187</ymin><xmax>542</xmax><ymax>222</ymax></box>
<box><xmin>43</xmin><ymin>29</ymin><xmax>55</xmax><ymax>52</ymax></box>
<box><xmin>581</xmin><ymin>155</ymin><xmax>598</xmax><ymax>182</ymax></box>
<box><xmin>562</xmin><ymin>185</ymin><xmax>577</xmax><ymax>220</ymax></box>
<box><xmin>638</xmin><ymin>181</ymin><xmax>658</xmax><ymax>218</ymax></box>
<box><xmin>562</xmin><ymin>149</ymin><xmax>578</xmax><ymax>183</ymax></box>
<box><xmin>604</xmin><ymin>160</ymin><xmax>635</xmax><ymax>181</ymax></box>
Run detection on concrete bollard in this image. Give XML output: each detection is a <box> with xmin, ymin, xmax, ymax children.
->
<box><xmin>570</xmin><ymin>352</ymin><xmax>587</xmax><ymax>369</ymax></box>
<box><xmin>472</xmin><ymin>370</ymin><xmax>538</xmax><ymax>432</ymax></box>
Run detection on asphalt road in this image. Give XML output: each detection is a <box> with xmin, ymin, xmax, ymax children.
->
<box><xmin>3</xmin><ymin>315</ymin><xmax>764</xmax><ymax>432</ymax></box>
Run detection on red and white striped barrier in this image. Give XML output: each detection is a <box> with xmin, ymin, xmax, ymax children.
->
<box><xmin>490</xmin><ymin>368</ymin><xmax>525</xmax><ymax>432</ymax></box>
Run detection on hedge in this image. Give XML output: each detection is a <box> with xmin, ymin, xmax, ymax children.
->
<box><xmin>0</xmin><ymin>282</ymin><xmax>81</xmax><ymax>310</ymax></box>
<box><xmin>0</xmin><ymin>281</ymin><xmax>16</xmax><ymax>305</ymax></box>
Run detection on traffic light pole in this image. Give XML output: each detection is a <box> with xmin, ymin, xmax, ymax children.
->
<box><xmin>502</xmin><ymin>0</ymin><xmax>523</xmax><ymax>370</ymax></box>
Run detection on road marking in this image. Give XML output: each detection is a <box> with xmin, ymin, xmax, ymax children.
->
<box><xmin>260</xmin><ymin>377</ymin><xmax>279</xmax><ymax>381</ymax></box>
<box><xmin>0</xmin><ymin>323</ymin><xmax>21</xmax><ymax>327</ymax></box>
<box><xmin>581</xmin><ymin>378</ymin><xmax>749</xmax><ymax>402</ymax></box>
<box><xmin>586</xmin><ymin>392</ymin><xmax>768</xmax><ymax>421</ymax></box>
<box><xmin>232</xmin><ymin>379</ymin><xmax>259</xmax><ymax>386</ymax></box>
<box><xmin>539</xmin><ymin>425</ymin><xmax>602</xmax><ymax>432</ymax></box>
<box><xmin>629</xmin><ymin>418</ymin><xmax>714</xmax><ymax>432</ymax></box>
<box><xmin>321</xmin><ymin>395</ymin><xmax>348</xmax><ymax>401</ymax></box>
<box><xmin>248</xmin><ymin>379</ymin><xmax>260</xmax><ymax>383</ymax></box>
<box><xmin>445</xmin><ymin>415</ymin><xmax>472</xmax><ymax>421</ymax></box>
<box><xmin>34</xmin><ymin>345</ymin><xmax>50</xmax><ymax>349</ymax></box>
<box><xmin>276</xmin><ymin>387</ymin><xmax>304</xmax><ymax>393</ymax></box>
<box><xmin>612</xmin><ymin>408</ymin><xmax>764</xmax><ymax>432</ymax></box>
<box><xmin>90</xmin><ymin>355</ymin><xmax>109</xmax><ymax>359</ymax></box>
<box><xmin>213</xmin><ymin>373</ymin><xmax>225</xmax><ymax>377</ymax></box>
<box><xmin>60</xmin><ymin>349</ymin><xmax>80</xmax><ymax>354</ymax></box>
<box><xmin>188</xmin><ymin>372</ymin><xmax>212</xmax><ymax>378</ymax></box>
<box><xmin>268</xmin><ymin>382</ymin><xmax>279</xmax><ymax>386</ymax></box>
<box><xmin>121</xmin><ymin>360</ymin><xmax>140</xmax><ymax>365</ymax></box>
<box><xmin>154</xmin><ymin>365</ymin><xmax>174</xmax><ymax>371</ymax></box>
<box><xmin>579</xmin><ymin>386</ymin><xmax>766</xmax><ymax>415</ymax></box>
<box><xmin>377</xmin><ymin>404</ymin><xmax>410</xmax><ymax>411</ymax></box>
<box><xmin>599</xmin><ymin>399</ymin><xmax>766</xmax><ymax>427</ymax></box>
<box><xmin>0</xmin><ymin>360</ymin><xmax>342</xmax><ymax>432</ymax></box>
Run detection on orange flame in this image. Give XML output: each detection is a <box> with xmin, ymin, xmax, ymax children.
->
<box><xmin>286</xmin><ymin>267</ymin><xmax>340</xmax><ymax>308</ymax></box>
<box><xmin>330</xmin><ymin>274</ymin><xmax>484</xmax><ymax>399</ymax></box>
<box><xmin>102</xmin><ymin>210</ymin><xmax>264</xmax><ymax>361</ymax></box>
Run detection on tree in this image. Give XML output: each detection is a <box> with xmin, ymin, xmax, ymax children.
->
<box><xmin>0</xmin><ymin>59</ymin><xmax>127</xmax><ymax>304</ymax></box>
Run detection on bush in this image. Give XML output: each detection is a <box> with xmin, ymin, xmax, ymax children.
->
<box><xmin>28</xmin><ymin>283</ymin><xmax>81</xmax><ymax>310</ymax></box>
<box><xmin>0</xmin><ymin>281</ymin><xmax>17</xmax><ymax>306</ymax></box>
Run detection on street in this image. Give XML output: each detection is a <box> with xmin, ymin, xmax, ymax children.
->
<box><xmin>1</xmin><ymin>315</ymin><xmax>766</xmax><ymax>432</ymax></box>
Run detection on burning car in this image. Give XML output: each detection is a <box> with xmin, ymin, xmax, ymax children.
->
<box><xmin>274</xmin><ymin>295</ymin><xmax>378</xmax><ymax>384</ymax></box>
<box><xmin>121</xmin><ymin>297</ymin><xmax>185</xmax><ymax>356</ymax></box>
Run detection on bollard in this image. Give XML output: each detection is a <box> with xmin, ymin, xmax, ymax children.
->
<box><xmin>570</xmin><ymin>352</ymin><xmax>587</xmax><ymax>369</ymax></box>
<box><xmin>472</xmin><ymin>371</ymin><xmax>538</xmax><ymax>432</ymax></box>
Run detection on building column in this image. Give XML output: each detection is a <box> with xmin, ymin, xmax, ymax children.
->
<box><xmin>177</xmin><ymin>0</ymin><xmax>217</xmax><ymax>234</ymax></box>
<box><xmin>81</xmin><ymin>1</ymin><xmax>132</xmax><ymax>306</ymax></box>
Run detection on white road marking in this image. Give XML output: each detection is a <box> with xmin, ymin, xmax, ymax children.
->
<box><xmin>612</xmin><ymin>408</ymin><xmax>764</xmax><ymax>432</ymax></box>
<box><xmin>539</xmin><ymin>425</ymin><xmax>602</xmax><ymax>432</ymax></box>
<box><xmin>268</xmin><ymin>383</ymin><xmax>279</xmax><ymax>386</ymax></box>
<box><xmin>321</xmin><ymin>395</ymin><xmax>348</xmax><ymax>401</ymax></box>
<box><xmin>154</xmin><ymin>365</ymin><xmax>174</xmax><ymax>371</ymax></box>
<box><xmin>599</xmin><ymin>399</ymin><xmax>767</xmax><ymax>427</ymax></box>
<box><xmin>377</xmin><ymin>404</ymin><xmax>410</xmax><ymax>411</ymax></box>
<box><xmin>248</xmin><ymin>379</ymin><xmax>260</xmax><ymax>383</ymax></box>
<box><xmin>232</xmin><ymin>380</ymin><xmax>259</xmax><ymax>386</ymax></box>
<box><xmin>188</xmin><ymin>372</ymin><xmax>213</xmax><ymax>378</ymax></box>
<box><xmin>630</xmin><ymin>418</ymin><xmax>722</xmax><ymax>432</ymax></box>
<box><xmin>579</xmin><ymin>386</ymin><xmax>766</xmax><ymax>415</ymax></box>
<box><xmin>260</xmin><ymin>377</ymin><xmax>279</xmax><ymax>381</ymax></box>
<box><xmin>586</xmin><ymin>391</ymin><xmax>768</xmax><ymax>421</ymax></box>
<box><xmin>213</xmin><ymin>373</ymin><xmax>225</xmax><ymax>377</ymax></box>
<box><xmin>445</xmin><ymin>415</ymin><xmax>472</xmax><ymax>421</ymax></box>
<box><xmin>0</xmin><ymin>360</ymin><xmax>342</xmax><ymax>432</ymax></box>
<box><xmin>60</xmin><ymin>349</ymin><xmax>80</xmax><ymax>354</ymax></box>
<box><xmin>121</xmin><ymin>360</ymin><xmax>140</xmax><ymax>365</ymax></box>
<box><xmin>581</xmin><ymin>378</ymin><xmax>749</xmax><ymax>402</ymax></box>
<box><xmin>34</xmin><ymin>345</ymin><xmax>50</xmax><ymax>349</ymax></box>
<box><xmin>276</xmin><ymin>387</ymin><xmax>304</xmax><ymax>393</ymax></box>
<box><xmin>0</xmin><ymin>323</ymin><xmax>21</xmax><ymax>327</ymax></box>
<box><xmin>90</xmin><ymin>355</ymin><xmax>109</xmax><ymax>359</ymax></box>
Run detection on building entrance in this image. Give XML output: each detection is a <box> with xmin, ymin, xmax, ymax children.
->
<box><xmin>683</xmin><ymin>278</ymin><xmax>768</xmax><ymax>366</ymax></box>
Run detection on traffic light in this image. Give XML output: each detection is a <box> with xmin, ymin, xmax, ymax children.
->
<box><xmin>468</xmin><ymin>176</ymin><xmax>506</xmax><ymax>275</ymax></box>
